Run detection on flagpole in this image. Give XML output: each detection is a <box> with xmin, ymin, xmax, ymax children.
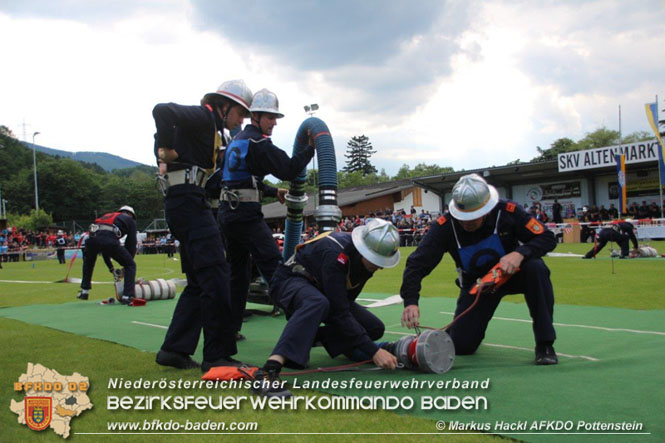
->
<box><xmin>658</xmin><ymin>95</ymin><xmax>664</xmax><ymax>218</ymax></box>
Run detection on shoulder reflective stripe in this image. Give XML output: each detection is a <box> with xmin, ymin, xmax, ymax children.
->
<box><xmin>450</xmin><ymin>219</ymin><xmax>462</xmax><ymax>249</ymax></box>
<box><xmin>494</xmin><ymin>211</ymin><xmax>502</xmax><ymax>234</ymax></box>
<box><xmin>326</xmin><ymin>235</ymin><xmax>344</xmax><ymax>249</ymax></box>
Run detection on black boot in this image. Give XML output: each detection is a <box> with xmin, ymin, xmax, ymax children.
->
<box><xmin>535</xmin><ymin>344</ymin><xmax>558</xmax><ymax>365</ymax></box>
<box><xmin>251</xmin><ymin>369</ymin><xmax>291</xmax><ymax>398</ymax></box>
<box><xmin>156</xmin><ymin>349</ymin><xmax>200</xmax><ymax>369</ymax></box>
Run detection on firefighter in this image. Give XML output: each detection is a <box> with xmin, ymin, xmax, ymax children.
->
<box><xmin>55</xmin><ymin>230</ymin><xmax>67</xmax><ymax>264</ymax></box>
<box><xmin>400</xmin><ymin>174</ymin><xmax>559</xmax><ymax>365</ymax></box>
<box><xmin>582</xmin><ymin>221</ymin><xmax>638</xmax><ymax>259</ymax></box>
<box><xmin>77</xmin><ymin>206</ymin><xmax>137</xmax><ymax>303</ymax></box>
<box><xmin>153</xmin><ymin>80</ymin><xmax>252</xmax><ymax>371</ymax></box>
<box><xmin>218</xmin><ymin>88</ymin><xmax>315</xmax><ymax>340</ymax></box>
<box><xmin>251</xmin><ymin>218</ymin><xmax>401</xmax><ymax>397</ymax></box>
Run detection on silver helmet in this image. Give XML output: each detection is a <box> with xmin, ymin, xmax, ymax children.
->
<box><xmin>118</xmin><ymin>205</ymin><xmax>136</xmax><ymax>219</ymax></box>
<box><xmin>351</xmin><ymin>218</ymin><xmax>401</xmax><ymax>268</ymax></box>
<box><xmin>204</xmin><ymin>79</ymin><xmax>253</xmax><ymax>113</ymax></box>
<box><xmin>448</xmin><ymin>174</ymin><xmax>499</xmax><ymax>221</ymax></box>
<box><xmin>250</xmin><ymin>88</ymin><xmax>284</xmax><ymax>118</ymax></box>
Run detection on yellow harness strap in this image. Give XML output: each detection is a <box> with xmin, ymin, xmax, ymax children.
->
<box><xmin>294</xmin><ymin>230</ymin><xmax>334</xmax><ymax>252</ymax></box>
<box><xmin>207</xmin><ymin>131</ymin><xmax>222</xmax><ymax>175</ymax></box>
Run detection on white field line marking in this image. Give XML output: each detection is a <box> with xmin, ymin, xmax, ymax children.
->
<box><xmin>439</xmin><ymin>311</ymin><xmax>665</xmax><ymax>336</ymax></box>
<box><xmin>132</xmin><ymin>320</ymin><xmax>167</xmax><ymax>329</ymax></box>
<box><xmin>357</xmin><ymin>294</ymin><xmax>403</xmax><ymax>308</ymax></box>
<box><xmin>0</xmin><ymin>279</ymin><xmax>113</xmax><ymax>284</ymax></box>
<box><xmin>383</xmin><ymin>329</ymin><xmax>599</xmax><ymax>361</ymax></box>
<box><xmin>482</xmin><ymin>343</ymin><xmax>599</xmax><ymax>361</ymax></box>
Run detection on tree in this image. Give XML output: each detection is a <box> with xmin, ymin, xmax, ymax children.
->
<box><xmin>343</xmin><ymin>135</ymin><xmax>377</xmax><ymax>176</ymax></box>
<box><xmin>337</xmin><ymin>170</ymin><xmax>390</xmax><ymax>188</ymax></box>
<box><xmin>576</xmin><ymin>127</ymin><xmax>620</xmax><ymax>151</ymax></box>
<box><xmin>532</xmin><ymin>137</ymin><xmax>577</xmax><ymax>162</ymax></box>
<box><xmin>7</xmin><ymin>208</ymin><xmax>53</xmax><ymax>230</ymax></box>
<box><xmin>621</xmin><ymin>131</ymin><xmax>655</xmax><ymax>144</ymax></box>
<box><xmin>393</xmin><ymin>163</ymin><xmax>454</xmax><ymax>179</ymax></box>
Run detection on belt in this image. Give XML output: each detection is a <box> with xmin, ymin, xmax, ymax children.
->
<box><xmin>288</xmin><ymin>263</ymin><xmax>320</xmax><ymax>288</ymax></box>
<box><xmin>165</xmin><ymin>167</ymin><xmax>207</xmax><ymax>187</ymax></box>
<box><xmin>89</xmin><ymin>224</ymin><xmax>121</xmax><ymax>238</ymax></box>
<box><xmin>220</xmin><ymin>188</ymin><xmax>261</xmax><ymax>209</ymax></box>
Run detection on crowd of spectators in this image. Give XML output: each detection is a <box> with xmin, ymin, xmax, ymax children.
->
<box><xmin>526</xmin><ymin>200</ymin><xmax>663</xmax><ymax>223</ymax></box>
<box><xmin>0</xmin><ymin>228</ymin><xmax>81</xmax><ymax>263</ymax></box>
<box><xmin>138</xmin><ymin>234</ymin><xmax>178</xmax><ymax>256</ymax></box>
<box><xmin>295</xmin><ymin>205</ymin><xmax>438</xmax><ymax>247</ymax></box>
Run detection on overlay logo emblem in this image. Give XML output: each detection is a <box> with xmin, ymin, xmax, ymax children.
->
<box><xmin>25</xmin><ymin>397</ymin><xmax>52</xmax><ymax>431</ymax></box>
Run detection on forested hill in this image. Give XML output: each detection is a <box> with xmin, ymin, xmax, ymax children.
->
<box><xmin>24</xmin><ymin>143</ymin><xmax>147</xmax><ymax>171</ymax></box>
<box><xmin>1</xmin><ymin>129</ymin><xmax>162</xmax><ymax>223</ymax></box>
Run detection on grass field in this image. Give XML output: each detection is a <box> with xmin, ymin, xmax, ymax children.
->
<box><xmin>1</xmin><ymin>241</ymin><xmax>663</xmax><ymax>442</ymax></box>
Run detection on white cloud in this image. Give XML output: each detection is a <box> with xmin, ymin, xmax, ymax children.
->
<box><xmin>1</xmin><ymin>1</ymin><xmax>664</xmax><ymax>175</ymax></box>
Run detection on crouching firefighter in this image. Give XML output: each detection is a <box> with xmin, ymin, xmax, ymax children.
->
<box><xmin>582</xmin><ymin>221</ymin><xmax>638</xmax><ymax>259</ymax></box>
<box><xmin>77</xmin><ymin>206</ymin><xmax>137</xmax><ymax>303</ymax></box>
<box><xmin>400</xmin><ymin>174</ymin><xmax>559</xmax><ymax>365</ymax></box>
<box><xmin>251</xmin><ymin>218</ymin><xmax>401</xmax><ymax>397</ymax></box>
<box><xmin>218</xmin><ymin>88</ymin><xmax>315</xmax><ymax>340</ymax></box>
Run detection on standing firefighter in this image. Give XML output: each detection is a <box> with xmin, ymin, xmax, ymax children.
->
<box><xmin>582</xmin><ymin>221</ymin><xmax>638</xmax><ymax>259</ymax></box>
<box><xmin>400</xmin><ymin>174</ymin><xmax>559</xmax><ymax>365</ymax></box>
<box><xmin>55</xmin><ymin>230</ymin><xmax>67</xmax><ymax>264</ymax></box>
<box><xmin>218</xmin><ymin>88</ymin><xmax>315</xmax><ymax>340</ymax></box>
<box><xmin>252</xmin><ymin>218</ymin><xmax>401</xmax><ymax>398</ymax></box>
<box><xmin>153</xmin><ymin>80</ymin><xmax>252</xmax><ymax>371</ymax></box>
<box><xmin>77</xmin><ymin>206</ymin><xmax>137</xmax><ymax>303</ymax></box>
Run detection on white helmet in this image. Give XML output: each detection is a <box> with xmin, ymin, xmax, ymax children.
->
<box><xmin>119</xmin><ymin>206</ymin><xmax>136</xmax><ymax>219</ymax></box>
<box><xmin>352</xmin><ymin>218</ymin><xmax>401</xmax><ymax>268</ymax></box>
<box><xmin>250</xmin><ymin>88</ymin><xmax>284</xmax><ymax>118</ymax></box>
<box><xmin>204</xmin><ymin>79</ymin><xmax>253</xmax><ymax>113</ymax></box>
<box><xmin>448</xmin><ymin>174</ymin><xmax>499</xmax><ymax>221</ymax></box>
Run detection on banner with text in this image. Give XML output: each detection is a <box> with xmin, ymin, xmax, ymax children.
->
<box><xmin>557</xmin><ymin>139</ymin><xmax>659</xmax><ymax>172</ymax></box>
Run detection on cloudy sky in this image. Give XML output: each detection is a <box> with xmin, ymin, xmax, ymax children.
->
<box><xmin>1</xmin><ymin>0</ymin><xmax>663</xmax><ymax>175</ymax></box>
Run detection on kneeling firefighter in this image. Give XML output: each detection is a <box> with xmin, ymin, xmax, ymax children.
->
<box><xmin>218</xmin><ymin>88</ymin><xmax>315</xmax><ymax>339</ymax></box>
<box><xmin>251</xmin><ymin>218</ymin><xmax>401</xmax><ymax>397</ymax></box>
<box><xmin>77</xmin><ymin>206</ymin><xmax>137</xmax><ymax>303</ymax></box>
<box><xmin>400</xmin><ymin>174</ymin><xmax>559</xmax><ymax>365</ymax></box>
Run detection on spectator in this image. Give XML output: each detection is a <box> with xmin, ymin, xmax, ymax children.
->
<box><xmin>551</xmin><ymin>199</ymin><xmax>563</xmax><ymax>224</ymax></box>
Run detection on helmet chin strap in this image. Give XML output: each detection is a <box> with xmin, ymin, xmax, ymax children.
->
<box><xmin>252</xmin><ymin>112</ymin><xmax>264</xmax><ymax>133</ymax></box>
<box><xmin>214</xmin><ymin>103</ymin><xmax>228</xmax><ymax>133</ymax></box>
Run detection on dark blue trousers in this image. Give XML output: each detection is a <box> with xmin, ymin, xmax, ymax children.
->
<box><xmin>270</xmin><ymin>272</ymin><xmax>384</xmax><ymax>368</ymax></box>
<box><xmin>81</xmin><ymin>232</ymin><xmax>136</xmax><ymax>296</ymax></box>
<box><xmin>448</xmin><ymin>258</ymin><xmax>556</xmax><ymax>355</ymax></box>
<box><xmin>584</xmin><ymin>231</ymin><xmax>629</xmax><ymax>258</ymax></box>
<box><xmin>161</xmin><ymin>185</ymin><xmax>236</xmax><ymax>362</ymax></box>
<box><xmin>219</xmin><ymin>218</ymin><xmax>282</xmax><ymax>332</ymax></box>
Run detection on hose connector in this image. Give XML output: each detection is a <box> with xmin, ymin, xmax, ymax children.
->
<box><xmin>285</xmin><ymin>193</ymin><xmax>309</xmax><ymax>211</ymax></box>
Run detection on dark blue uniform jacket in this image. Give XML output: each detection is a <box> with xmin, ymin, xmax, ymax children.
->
<box><xmin>219</xmin><ymin>124</ymin><xmax>314</xmax><ymax>223</ymax></box>
<box><xmin>286</xmin><ymin>232</ymin><xmax>378</xmax><ymax>356</ymax></box>
<box><xmin>401</xmin><ymin>200</ymin><xmax>556</xmax><ymax>306</ymax></box>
